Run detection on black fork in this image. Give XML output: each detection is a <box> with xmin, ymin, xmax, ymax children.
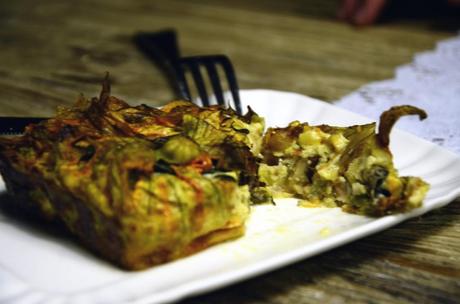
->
<box><xmin>134</xmin><ymin>30</ymin><xmax>242</xmax><ymax>114</ymax></box>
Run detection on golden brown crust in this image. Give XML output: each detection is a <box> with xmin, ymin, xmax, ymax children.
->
<box><xmin>0</xmin><ymin>83</ymin><xmax>260</xmax><ymax>270</ymax></box>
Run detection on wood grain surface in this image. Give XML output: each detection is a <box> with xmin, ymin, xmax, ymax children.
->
<box><xmin>1</xmin><ymin>0</ymin><xmax>459</xmax><ymax>303</ymax></box>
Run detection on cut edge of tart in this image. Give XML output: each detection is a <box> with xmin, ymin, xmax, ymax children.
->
<box><xmin>259</xmin><ymin>105</ymin><xmax>430</xmax><ymax>216</ymax></box>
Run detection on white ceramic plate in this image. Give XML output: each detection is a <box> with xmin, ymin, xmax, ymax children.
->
<box><xmin>1</xmin><ymin>90</ymin><xmax>459</xmax><ymax>304</ymax></box>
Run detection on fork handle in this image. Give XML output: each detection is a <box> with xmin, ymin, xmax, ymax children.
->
<box><xmin>0</xmin><ymin>117</ymin><xmax>47</xmax><ymax>135</ymax></box>
<box><xmin>134</xmin><ymin>30</ymin><xmax>191</xmax><ymax>101</ymax></box>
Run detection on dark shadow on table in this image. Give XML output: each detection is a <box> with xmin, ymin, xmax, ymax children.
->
<box><xmin>380</xmin><ymin>0</ymin><xmax>460</xmax><ymax>32</ymax></box>
<box><xmin>216</xmin><ymin>0</ymin><xmax>460</xmax><ymax>33</ymax></box>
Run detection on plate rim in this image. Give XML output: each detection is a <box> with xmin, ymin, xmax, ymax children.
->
<box><xmin>1</xmin><ymin>89</ymin><xmax>459</xmax><ymax>304</ymax></box>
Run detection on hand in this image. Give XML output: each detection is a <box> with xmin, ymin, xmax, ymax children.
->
<box><xmin>338</xmin><ymin>0</ymin><xmax>388</xmax><ymax>25</ymax></box>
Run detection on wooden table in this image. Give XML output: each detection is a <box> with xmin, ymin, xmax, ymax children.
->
<box><xmin>1</xmin><ymin>0</ymin><xmax>459</xmax><ymax>303</ymax></box>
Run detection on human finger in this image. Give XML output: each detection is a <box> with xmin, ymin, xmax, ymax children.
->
<box><xmin>338</xmin><ymin>0</ymin><xmax>361</xmax><ymax>21</ymax></box>
<box><xmin>353</xmin><ymin>0</ymin><xmax>387</xmax><ymax>25</ymax></box>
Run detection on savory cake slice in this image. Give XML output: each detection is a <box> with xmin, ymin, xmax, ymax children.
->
<box><xmin>259</xmin><ymin>106</ymin><xmax>430</xmax><ymax>216</ymax></box>
<box><xmin>0</xmin><ymin>81</ymin><xmax>263</xmax><ymax>270</ymax></box>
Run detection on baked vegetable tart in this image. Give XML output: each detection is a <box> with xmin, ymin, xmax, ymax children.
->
<box><xmin>0</xmin><ymin>81</ymin><xmax>265</xmax><ymax>270</ymax></box>
<box><xmin>259</xmin><ymin>106</ymin><xmax>430</xmax><ymax>216</ymax></box>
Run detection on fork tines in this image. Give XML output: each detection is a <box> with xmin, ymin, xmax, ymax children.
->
<box><xmin>180</xmin><ymin>55</ymin><xmax>242</xmax><ymax>115</ymax></box>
